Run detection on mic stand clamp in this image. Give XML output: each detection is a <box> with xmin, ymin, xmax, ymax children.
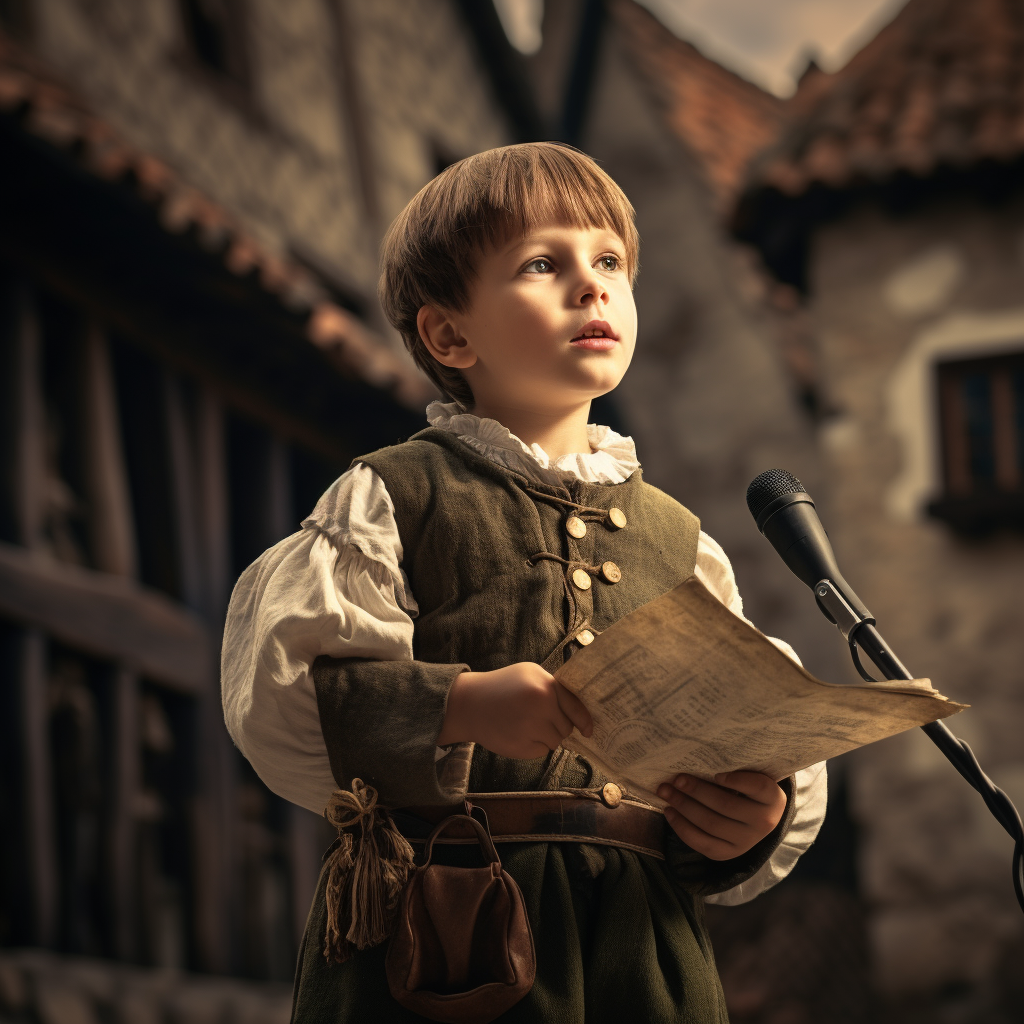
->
<box><xmin>814</xmin><ymin>579</ymin><xmax>873</xmax><ymax>640</ymax></box>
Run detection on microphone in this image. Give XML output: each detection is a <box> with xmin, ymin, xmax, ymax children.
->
<box><xmin>746</xmin><ymin>468</ymin><xmax>1024</xmax><ymax>915</ymax></box>
<box><xmin>745</xmin><ymin>468</ymin><xmax>874</xmax><ymax>635</ymax></box>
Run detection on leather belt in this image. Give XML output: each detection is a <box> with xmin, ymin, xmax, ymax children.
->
<box><xmin>395</xmin><ymin>787</ymin><xmax>667</xmax><ymax>861</ymax></box>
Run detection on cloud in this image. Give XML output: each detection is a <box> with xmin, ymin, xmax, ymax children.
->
<box><xmin>636</xmin><ymin>0</ymin><xmax>909</xmax><ymax>95</ymax></box>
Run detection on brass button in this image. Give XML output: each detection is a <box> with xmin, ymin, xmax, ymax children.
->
<box><xmin>572</xmin><ymin>568</ymin><xmax>592</xmax><ymax>591</ymax></box>
<box><xmin>600</xmin><ymin>561</ymin><xmax>622</xmax><ymax>584</ymax></box>
<box><xmin>601</xmin><ymin>782</ymin><xmax>622</xmax><ymax>808</ymax></box>
<box><xmin>576</xmin><ymin>628</ymin><xmax>595</xmax><ymax>646</ymax></box>
<box><xmin>608</xmin><ymin>507</ymin><xmax>627</xmax><ymax>529</ymax></box>
<box><xmin>566</xmin><ymin>516</ymin><xmax>587</xmax><ymax>539</ymax></box>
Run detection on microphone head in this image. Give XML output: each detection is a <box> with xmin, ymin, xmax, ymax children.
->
<box><xmin>746</xmin><ymin>469</ymin><xmax>810</xmax><ymax>532</ymax></box>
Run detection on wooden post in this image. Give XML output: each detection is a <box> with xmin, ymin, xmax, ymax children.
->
<box><xmin>82</xmin><ymin>324</ymin><xmax>138</xmax><ymax>578</ymax></box>
<box><xmin>164</xmin><ymin>373</ymin><xmax>203</xmax><ymax>612</ymax></box>
<box><xmin>110</xmin><ymin>666</ymin><xmax>141</xmax><ymax>958</ymax></box>
<box><xmin>189</xmin><ymin>387</ymin><xmax>235</xmax><ymax>972</ymax></box>
<box><xmin>82</xmin><ymin>322</ymin><xmax>144</xmax><ymax>958</ymax></box>
<box><xmin>9</xmin><ymin>279</ymin><xmax>57</xmax><ymax>944</ymax></box>
<box><xmin>13</xmin><ymin>280</ymin><xmax>45</xmax><ymax>552</ymax></box>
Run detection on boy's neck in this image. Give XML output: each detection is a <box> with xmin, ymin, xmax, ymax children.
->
<box><xmin>467</xmin><ymin>399</ymin><xmax>594</xmax><ymax>461</ymax></box>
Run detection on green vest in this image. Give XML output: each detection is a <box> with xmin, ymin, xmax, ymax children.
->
<box><xmin>293</xmin><ymin>430</ymin><xmax>763</xmax><ymax>1023</ymax></box>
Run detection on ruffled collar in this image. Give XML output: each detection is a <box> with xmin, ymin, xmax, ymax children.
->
<box><xmin>425</xmin><ymin>401</ymin><xmax>639</xmax><ymax>486</ymax></box>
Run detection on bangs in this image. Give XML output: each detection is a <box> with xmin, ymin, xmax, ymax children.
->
<box><xmin>413</xmin><ymin>143</ymin><xmax>639</xmax><ymax>286</ymax></box>
<box><xmin>467</xmin><ymin>144</ymin><xmax>639</xmax><ymax>273</ymax></box>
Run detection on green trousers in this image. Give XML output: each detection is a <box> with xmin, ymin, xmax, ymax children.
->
<box><xmin>290</xmin><ymin>839</ymin><xmax>729</xmax><ymax>1024</ymax></box>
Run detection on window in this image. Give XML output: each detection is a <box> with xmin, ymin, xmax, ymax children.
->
<box><xmin>0</xmin><ymin>0</ymin><xmax>31</xmax><ymax>38</ymax></box>
<box><xmin>929</xmin><ymin>351</ymin><xmax>1024</xmax><ymax>532</ymax></box>
<box><xmin>178</xmin><ymin>0</ymin><xmax>250</xmax><ymax>93</ymax></box>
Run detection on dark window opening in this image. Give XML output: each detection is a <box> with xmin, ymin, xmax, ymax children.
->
<box><xmin>0</xmin><ymin>0</ymin><xmax>31</xmax><ymax>38</ymax></box>
<box><xmin>178</xmin><ymin>0</ymin><xmax>250</xmax><ymax>91</ymax></box>
<box><xmin>929</xmin><ymin>350</ymin><xmax>1024</xmax><ymax>533</ymax></box>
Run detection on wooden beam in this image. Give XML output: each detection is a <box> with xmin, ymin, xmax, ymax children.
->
<box><xmin>7</xmin><ymin>279</ymin><xmax>58</xmax><ymax>945</ymax></box>
<box><xmin>0</xmin><ymin>541</ymin><xmax>213</xmax><ymax>692</ymax></box>
<box><xmin>164</xmin><ymin>373</ymin><xmax>204</xmax><ymax>611</ymax></box>
<box><xmin>12</xmin><ymin>278</ymin><xmax>45</xmax><ymax>550</ymax></box>
<box><xmin>21</xmin><ymin>627</ymin><xmax>57</xmax><ymax>945</ymax></box>
<box><xmin>190</xmin><ymin>387</ymin><xmax>235</xmax><ymax>972</ymax></box>
<box><xmin>198</xmin><ymin>389</ymin><xmax>231</xmax><ymax>621</ymax></box>
<box><xmin>109</xmin><ymin>666</ymin><xmax>140</xmax><ymax>958</ymax></box>
<box><xmin>82</xmin><ymin>324</ymin><xmax>138</xmax><ymax>578</ymax></box>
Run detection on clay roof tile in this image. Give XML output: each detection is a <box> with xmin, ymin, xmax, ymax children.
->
<box><xmin>743</xmin><ymin>0</ymin><xmax>1024</xmax><ymax>201</ymax></box>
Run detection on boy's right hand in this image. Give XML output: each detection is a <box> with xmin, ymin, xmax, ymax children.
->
<box><xmin>437</xmin><ymin>663</ymin><xmax>593</xmax><ymax>759</ymax></box>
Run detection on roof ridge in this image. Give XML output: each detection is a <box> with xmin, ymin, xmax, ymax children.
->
<box><xmin>611</xmin><ymin>0</ymin><xmax>784</xmax><ymax>209</ymax></box>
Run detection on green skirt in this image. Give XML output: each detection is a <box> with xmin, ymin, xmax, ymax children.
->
<box><xmin>290</xmin><ymin>839</ymin><xmax>729</xmax><ymax>1024</ymax></box>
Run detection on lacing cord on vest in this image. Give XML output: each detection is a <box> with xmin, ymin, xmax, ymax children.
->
<box><xmin>522</xmin><ymin>485</ymin><xmax>618</xmax><ymax>526</ymax></box>
<box><xmin>528</xmin><ymin>551</ymin><xmax>601</xmax><ymax>671</ymax></box>
<box><xmin>528</xmin><ymin>551</ymin><xmax>605</xmax><ymax>578</ymax></box>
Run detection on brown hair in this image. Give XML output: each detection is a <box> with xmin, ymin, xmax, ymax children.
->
<box><xmin>378</xmin><ymin>142</ymin><xmax>639</xmax><ymax>408</ymax></box>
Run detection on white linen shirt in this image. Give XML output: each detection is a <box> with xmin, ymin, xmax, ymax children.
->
<box><xmin>221</xmin><ymin>401</ymin><xmax>826</xmax><ymax>906</ymax></box>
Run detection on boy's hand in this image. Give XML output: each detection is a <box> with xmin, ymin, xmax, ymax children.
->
<box><xmin>657</xmin><ymin>772</ymin><xmax>787</xmax><ymax>861</ymax></box>
<box><xmin>438</xmin><ymin>663</ymin><xmax>593</xmax><ymax>759</ymax></box>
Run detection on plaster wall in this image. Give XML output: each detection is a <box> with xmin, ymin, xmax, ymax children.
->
<box><xmin>582</xmin><ymin>27</ymin><xmax>842</xmax><ymax>686</ymax></box>
<box><xmin>810</xmin><ymin>197</ymin><xmax>1024</xmax><ymax>999</ymax></box>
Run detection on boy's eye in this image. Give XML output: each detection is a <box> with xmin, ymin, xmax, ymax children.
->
<box><xmin>597</xmin><ymin>255</ymin><xmax>619</xmax><ymax>271</ymax></box>
<box><xmin>524</xmin><ymin>258</ymin><xmax>553</xmax><ymax>274</ymax></box>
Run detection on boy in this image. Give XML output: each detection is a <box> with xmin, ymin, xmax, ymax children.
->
<box><xmin>221</xmin><ymin>142</ymin><xmax>826</xmax><ymax>1022</ymax></box>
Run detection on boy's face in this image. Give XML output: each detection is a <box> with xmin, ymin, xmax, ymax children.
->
<box><xmin>430</xmin><ymin>221</ymin><xmax>637</xmax><ymax>414</ymax></box>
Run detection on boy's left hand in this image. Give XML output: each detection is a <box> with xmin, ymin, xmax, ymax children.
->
<box><xmin>656</xmin><ymin>772</ymin><xmax>787</xmax><ymax>861</ymax></box>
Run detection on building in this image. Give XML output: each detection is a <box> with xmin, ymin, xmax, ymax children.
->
<box><xmin>0</xmin><ymin>0</ymin><xmax>515</xmax><ymax>1017</ymax></box>
<box><xmin>737</xmin><ymin>0</ymin><xmax>1024</xmax><ymax>1017</ymax></box>
<box><xmin>1</xmin><ymin>0</ymin><xmax>914</xmax><ymax>1021</ymax></box>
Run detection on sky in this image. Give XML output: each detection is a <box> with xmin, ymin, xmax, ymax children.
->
<box><xmin>494</xmin><ymin>0</ymin><xmax>910</xmax><ymax>97</ymax></box>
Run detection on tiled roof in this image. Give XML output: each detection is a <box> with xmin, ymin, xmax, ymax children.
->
<box><xmin>0</xmin><ymin>30</ymin><xmax>434</xmax><ymax>409</ymax></box>
<box><xmin>612</xmin><ymin>0</ymin><xmax>784</xmax><ymax>210</ymax></box>
<box><xmin>746</xmin><ymin>0</ymin><xmax>1024</xmax><ymax>198</ymax></box>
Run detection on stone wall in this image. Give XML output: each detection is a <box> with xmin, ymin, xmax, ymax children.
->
<box><xmin>810</xmin><ymin>194</ymin><xmax>1024</xmax><ymax>1016</ymax></box>
<box><xmin>29</xmin><ymin>0</ymin><xmax>510</xmax><ymax>305</ymax></box>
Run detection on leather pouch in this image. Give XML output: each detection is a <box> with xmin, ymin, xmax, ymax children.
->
<box><xmin>385</xmin><ymin>811</ymin><xmax>536</xmax><ymax>1024</ymax></box>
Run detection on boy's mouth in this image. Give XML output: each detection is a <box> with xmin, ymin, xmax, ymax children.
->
<box><xmin>570</xmin><ymin>320</ymin><xmax>619</xmax><ymax>349</ymax></box>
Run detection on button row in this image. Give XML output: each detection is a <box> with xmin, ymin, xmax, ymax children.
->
<box><xmin>564</xmin><ymin>507</ymin><xmax>627</xmax><ymax>540</ymax></box>
<box><xmin>571</xmin><ymin>562</ymin><xmax>621</xmax><ymax>590</ymax></box>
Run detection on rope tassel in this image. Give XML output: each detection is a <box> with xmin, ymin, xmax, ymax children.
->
<box><xmin>322</xmin><ymin>779</ymin><xmax>415</xmax><ymax>964</ymax></box>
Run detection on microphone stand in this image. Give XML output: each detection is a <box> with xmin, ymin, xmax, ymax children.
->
<box><xmin>814</xmin><ymin>578</ymin><xmax>1024</xmax><ymax>914</ymax></box>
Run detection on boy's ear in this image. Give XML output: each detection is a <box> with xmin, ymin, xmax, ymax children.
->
<box><xmin>417</xmin><ymin>305</ymin><xmax>477</xmax><ymax>369</ymax></box>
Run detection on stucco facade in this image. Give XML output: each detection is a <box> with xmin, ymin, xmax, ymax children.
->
<box><xmin>809</xmin><ymin>195</ymin><xmax>1024</xmax><ymax>1006</ymax></box>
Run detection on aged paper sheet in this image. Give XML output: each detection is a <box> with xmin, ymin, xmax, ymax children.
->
<box><xmin>555</xmin><ymin>576</ymin><xmax>966</xmax><ymax>806</ymax></box>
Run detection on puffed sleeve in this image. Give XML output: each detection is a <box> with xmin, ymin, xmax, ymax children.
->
<box><xmin>220</xmin><ymin>463</ymin><xmax>466</xmax><ymax>815</ymax></box>
<box><xmin>693</xmin><ymin>531</ymin><xmax>828</xmax><ymax>905</ymax></box>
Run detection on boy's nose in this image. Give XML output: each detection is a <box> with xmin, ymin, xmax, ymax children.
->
<box><xmin>575</xmin><ymin>274</ymin><xmax>609</xmax><ymax>307</ymax></box>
